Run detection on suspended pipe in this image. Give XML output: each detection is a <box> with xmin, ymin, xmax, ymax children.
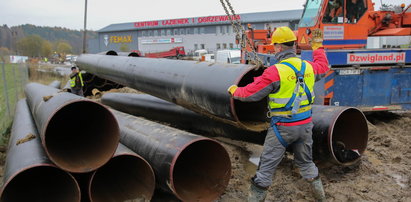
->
<box><xmin>112</xmin><ymin>110</ymin><xmax>231</xmax><ymax>201</ymax></box>
<box><xmin>89</xmin><ymin>144</ymin><xmax>155</xmax><ymax>201</ymax></box>
<box><xmin>24</xmin><ymin>82</ymin><xmax>120</xmax><ymax>173</ymax></box>
<box><xmin>102</xmin><ymin>93</ymin><xmax>266</xmax><ymax>144</ymax></box>
<box><xmin>48</xmin><ymin>80</ymin><xmax>62</xmax><ymax>89</ymax></box>
<box><xmin>76</xmin><ymin>54</ymin><xmax>267</xmax><ymax>131</ymax></box>
<box><xmin>102</xmin><ymin>93</ymin><xmax>368</xmax><ymax>166</ymax></box>
<box><xmin>0</xmin><ymin>99</ymin><xmax>81</xmax><ymax>202</ymax></box>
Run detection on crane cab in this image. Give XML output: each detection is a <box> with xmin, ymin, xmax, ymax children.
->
<box><xmin>297</xmin><ymin>0</ymin><xmax>374</xmax><ymax>50</ymax></box>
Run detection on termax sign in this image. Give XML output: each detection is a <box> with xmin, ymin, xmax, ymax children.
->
<box><xmin>110</xmin><ymin>35</ymin><xmax>133</xmax><ymax>43</ymax></box>
<box><xmin>347</xmin><ymin>52</ymin><xmax>406</xmax><ymax>64</ymax></box>
<box><xmin>133</xmin><ymin>15</ymin><xmax>241</xmax><ymax>28</ymax></box>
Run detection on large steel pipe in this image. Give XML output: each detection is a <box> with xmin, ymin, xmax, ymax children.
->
<box><xmin>103</xmin><ymin>93</ymin><xmax>368</xmax><ymax>166</ymax></box>
<box><xmin>0</xmin><ymin>99</ymin><xmax>80</xmax><ymax>202</ymax></box>
<box><xmin>311</xmin><ymin>105</ymin><xmax>368</xmax><ymax>165</ymax></box>
<box><xmin>76</xmin><ymin>54</ymin><xmax>267</xmax><ymax>131</ymax></box>
<box><xmin>102</xmin><ymin>93</ymin><xmax>266</xmax><ymax>144</ymax></box>
<box><xmin>89</xmin><ymin>144</ymin><xmax>155</xmax><ymax>201</ymax></box>
<box><xmin>24</xmin><ymin>82</ymin><xmax>120</xmax><ymax>173</ymax></box>
<box><xmin>112</xmin><ymin>110</ymin><xmax>231</xmax><ymax>201</ymax></box>
<box><xmin>48</xmin><ymin>80</ymin><xmax>62</xmax><ymax>89</ymax></box>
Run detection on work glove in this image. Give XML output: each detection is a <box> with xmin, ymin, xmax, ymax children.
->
<box><xmin>227</xmin><ymin>85</ymin><xmax>238</xmax><ymax>95</ymax></box>
<box><xmin>310</xmin><ymin>28</ymin><xmax>324</xmax><ymax>50</ymax></box>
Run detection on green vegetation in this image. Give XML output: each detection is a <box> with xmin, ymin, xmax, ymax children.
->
<box><xmin>0</xmin><ymin>63</ymin><xmax>28</xmax><ymax>146</ymax></box>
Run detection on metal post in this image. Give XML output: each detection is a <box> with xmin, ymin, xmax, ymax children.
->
<box><xmin>82</xmin><ymin>0</ymin><xmax>88</xmax><ymax>54</ymax></box>
<box><xmin>1</xmin><ymin>61</ymin><xmax>11</xmax><ymax>117</ymax></box>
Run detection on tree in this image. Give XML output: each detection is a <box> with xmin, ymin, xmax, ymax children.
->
<box><xmin>41</xmin><ymin>40</ymin><xmax>52</xmax><ymax>57</ymax></box>
<box><xmin>119</xmin><ymin>43</ymin><xmax>130</xmax><ymax>52</ymax></box>
<box><xmin>0</xmin><ymin>47</ymin><xmax>10</xmax><ymax>62</ymax></box>
<box><xmin>55</xmin><ymin>41</ymin><xmax>72</xmax><ymax>54</ymax></box>
<box><xmin>16</xmin><ymin>35</ymin><xmax>44</xmax><ymax>57</ymax></box>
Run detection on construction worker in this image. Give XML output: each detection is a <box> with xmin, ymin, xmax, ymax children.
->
<box><xmin>70</xmin><ymin>66</ymin><xmax>84</xmax><ymax>96</ymax></box>
<box><xmin>228</xmin><ymin>27</ymin><xmax>329</xmax><ymax>202</ymax></box>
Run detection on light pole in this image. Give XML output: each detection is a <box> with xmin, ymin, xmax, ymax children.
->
<box><xmin>82</xmin><ymin>0</ymin><xmax>88</xmax><ymax>53</ymax></box>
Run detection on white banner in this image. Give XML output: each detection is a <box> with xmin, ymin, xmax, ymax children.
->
<box><xmin>347</xmin><ymin>52</ymin><xmax>406</xmax><ymax>64</ymax></box>
<box><xmin>141</xmin><ymin>38</ymin><xmax>183</xmax><ymax>44</ymax></box>
<box><xmin>9</xmin><ymin>55</ymin><xmax>28</xmax><ymax>63</ymax></box>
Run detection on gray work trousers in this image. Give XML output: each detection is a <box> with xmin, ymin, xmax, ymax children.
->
<box><xmin>71</xmin><ymin>88</ymin><xmax>84</xmax><ymax>97</ymax></box>
<box><xmin>253</xmin><ymin>121</ymin><xmax>319</xmax><ymax>188</ymax></box>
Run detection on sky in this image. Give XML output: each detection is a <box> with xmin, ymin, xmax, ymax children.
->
<box><xmin>0</xmin><ymin>0</ymin><xmax>408</xmax><ymax>31</ymax></box>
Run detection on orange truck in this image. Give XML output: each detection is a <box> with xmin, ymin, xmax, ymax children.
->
<box><xmin>241</xmin><ymin>0</ymin><xmax>411</xmax><ymax>111</ymax></box>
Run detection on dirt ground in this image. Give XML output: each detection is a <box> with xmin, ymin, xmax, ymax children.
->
<box><xmin>217</xmin><ymin>112</ymin><xmax>411</xmax><ymax>202</ymax></box>
<box><xmin>1</xmin><ymin>87</ymin><xmax>410</xmax><ymax>201</ymax></box>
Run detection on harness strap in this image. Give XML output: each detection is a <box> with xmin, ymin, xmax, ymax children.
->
<box><xmin>281</xmin><ymin>61</ymin><xmax>313</xmax><ymax>105</ymax></box>
<box><xmin>273</xmin><ymin>125</ymin><xmax>288</xmax><ymax>148</ymax></box>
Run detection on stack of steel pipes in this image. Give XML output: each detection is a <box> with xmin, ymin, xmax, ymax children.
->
<box><xmin>77</xmin><ymin>51</ymin><xmax>369</xmax><ymax>166</ymax></box>
<box><xmin>0</xmin><ymin>82</ymin><xmax>232</xmax><ymax>201</ymax></box>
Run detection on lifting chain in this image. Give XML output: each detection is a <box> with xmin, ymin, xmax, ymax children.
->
<box><xmin>219</xmin><ymin>0</ymin><xmax>264</xmax><ymax>69</ymax></box>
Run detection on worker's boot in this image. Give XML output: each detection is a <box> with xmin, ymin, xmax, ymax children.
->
<box><xmin>308</xmin><ymin>176</ymin><xmax>326</xmax><ymax>202</ymax></box>
<box><xmin>247</xmin><ymin>179</ymin><xmax>268</xmax><ymax>202</ymax></box>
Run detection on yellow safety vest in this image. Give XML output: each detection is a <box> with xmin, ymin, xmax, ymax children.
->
<box><xmin>268</xmin><ymin>57</ymin><xmax>315</xmax><ymax>117</ymax></box>
<box><xmin>70</xmin><ymin>72</ymin><xmax>84</xmax><ymax>88</ymax></box>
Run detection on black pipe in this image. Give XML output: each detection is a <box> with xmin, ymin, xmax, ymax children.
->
<box><xmin>102</xmin><ymin>93</ymin><xmax>368</xmax><ymax>166</ymax></box>
<box><xmin>24</xmin><ymin>82</ymin><xmax>120</xmax><ymax>173</ymax></box>
<box><xmin>102</xmin><ymin>93</ymin><xmax>266</xmax><ymax>144</ymax></box>
<box><xmin>111</xmin><ymin>110</ymin><xmax>231</xmax><ymax>201</ymax></box>
<box><xmin>48</xmin><ymin>80</ymin><xmax>61</xmax><ymax>89</ymax></box>
<box><xmin>311</xmin><ymin>105</ymin><xmax>368</xmax><ymax>165</ymax></box>
<box><xmin>89</xmin><ymin>144</ymin><xmax>155</xmax><ymax>201</ymax></box>
<box><xmin>0</xmin><ymin>99</ymin><xmax>81</xmax><ymax>202</ymax></box>
<box><xmin>76</xmin><ymin>54</ymin><xmax>267</xmax><ymax>131</ymax></box>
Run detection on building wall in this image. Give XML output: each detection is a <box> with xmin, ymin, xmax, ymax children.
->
<box><xmin>94</xmin><ymin>21</ymin><xmax>298</xmax><ymax>54</ymax></box>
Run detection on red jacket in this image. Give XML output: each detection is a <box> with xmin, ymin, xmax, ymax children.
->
<box><xmin>233</xmin><ymin>48</ymin><xmax>330</xmax><ymax>125</ymax></box>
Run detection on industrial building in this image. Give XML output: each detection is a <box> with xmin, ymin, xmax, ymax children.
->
<box><xmin>88</xmin><ymin>9</ymin><xmax>303</xmax><ymax>54</ymax></box>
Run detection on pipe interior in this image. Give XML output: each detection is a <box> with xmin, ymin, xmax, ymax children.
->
<box><xmin>128</xmin><ymin>52</ymin><xmax>140</xmax><ymax>57</ymax></box>
<box><xmin>45</xmin><ymin>101</ymin><xmax>119</xmax><ymax>172</ymax></box>
<box><xmin>105</xmin><ymin>51</ymin><xmax>118</xmax><ymax>56</ymax></box>
<box><xmin>330</xmin><ymin>108</ymin><xmax>369</xmax><ymax>164</ymax></box>
<box><xmin>234</xmin><ymin>68</ymin><xmax>269</xmax><ymax>124</ymax></box>
<box><xmin>0</xmin><ymin>166</ymin><xmax>80</xmax><ymax>202</ymax></box>
<box><xmin>173</xmin><ymin>140</ymin><xmax>231</xmax><ymax>201</ymax></box>
<box><xmin>90</xmin><ymin>155</ymin><xmax>155</xmax><ymax>201</ymax></box>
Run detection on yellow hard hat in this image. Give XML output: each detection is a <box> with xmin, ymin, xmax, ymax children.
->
<box><xmin>271</xmin><ymin>26</ymin><xmax>297</xmax><ymax>44</ymax></box>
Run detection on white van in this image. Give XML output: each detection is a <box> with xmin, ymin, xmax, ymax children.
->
<box><xmin>215</xmin><ymin>50</ymin><xmax>241</xmax><ymax>64</ymax></box>
<box><xmin>204</xmin><ymin>54</ymin><xmax>215</xmax><ymax>63</ymax></box>
<box><xmin>193</xmin><ymin>49</ymin><xmax>208</xmax><ymax>61</ymax></box>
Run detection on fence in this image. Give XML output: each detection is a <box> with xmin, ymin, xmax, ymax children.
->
<box><xmin>0</xmin><ymin>61</ymin><xmax>29</xmax><ymax>145</ymax></box>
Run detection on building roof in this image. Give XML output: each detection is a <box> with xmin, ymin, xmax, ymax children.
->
<box><xmin>98</xmin><ymin>9</ymin><xmax>303</xmax><ymax>33</ymax></box>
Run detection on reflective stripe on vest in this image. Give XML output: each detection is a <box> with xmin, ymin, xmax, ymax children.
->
<box><xmin>268</xmin><ymin>57</ymin><xmax>315</xmax><ymax>110</ymax></box>
<box><xmin>70</xmin><ymin>73</ymin><xmax>84</xmax><ymax>88</ymax></box>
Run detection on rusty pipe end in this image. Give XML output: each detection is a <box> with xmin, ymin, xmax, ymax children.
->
<box><xmin>0</xmin><ymin>166</ymin><xmax>80</xmax><ymax>202</ymax></box>
<box><xmin>89</xmin><ymin>153</ymin><xmax>155</xmax><ymax>201</ymax></box>
<box><xmin>329</xmin><ymin>107</ymin><xmax>369</xmax><ymax>165</ymax></box>
<box><xmin>44</xmin><ymin>100</ymin><xmax>120</xmax><ymax>173</ymax></box>
<box><xmin>170</xmin><ymin>139</ymin><xmax>231</xmax><ymax>201</ymax></box>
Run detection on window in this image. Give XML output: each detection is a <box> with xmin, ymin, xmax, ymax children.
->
<box><xmin>298</xmin><ymin>0</ymin><xmax>322</xmax><ymax>27</ymax></box>
<box><xmin>323</xmin><ymin>0</ymin><xmax>344</xmax><ymax>24</ymax></box>
<box><xmin>194</xmin><ymin>27</ymin><xmax>199</xmax><ymax>34</ymax></box>
<box><xmin>216</xmin><ymin>43</ymin><xmax>221</xmax><ymax>50</ymax></box>
<box><xmin>229</xmin><ymin>43</ymin><xmax>234</xmax><ymax>49</ymax></box>
<box><xmin>221</xmin><ymin>26</ymin><xmax>226</xmax><ymax>35</ymax></box>
<box><xmin>166</xmin><ymin>29</ymin><xmax>172</xmax><ymax>36</ymax></box>
<box><xmin>347</xmin><ymin>0</ymin><xmax>367</xmax><ymax>23</ymax></box>
<box><xmin>223</xmin><ymin>43</ymin><xmax>227</xmax><ymax>49</ymax></box>
<box><xmin>161</xmin><ymin>30</ymin><xmax>166</xmax><ymax>36</ymax></box>
<box><xmin>228</xmin><ymin>26</ymin><xmax>232</xmax><ymax>34</ymax></box>
<box><xmin>142</xmin><ymin>31</ymin><xmax>146</xmax><ymax>37</ymax></box>
<box><xmin>194</xmin><ymin>44</ymin><xmax>198</xmax><ymax>50</ymax></box>
<box><xmin>186</xmin><ymin>28</ymin><xmax>190</xmax><ymax>35</ymax></box>
<box><xmin>201</xmin><ymin>44</ymin><xmax>205</xmax><ymax>49</ymax></box>
<box><xmin>180</xmin><ymin>29</ymin><xmax>185</xmax><ymax>35</ymax></box>
<box><xmin>200</xmin><ymin>27</ymin><xmax>205</xmax><ymax>34</ymax></box>
<box><xmin>216</xmin><ymin>26</ymin><xmax>221</xmax><ymax>35</ymax></box>
<box><xmin>174</xmin><ymin>29</ymin><xmax>179</xmax><ymax>35</ymax></box>
<box><xmin>148</xmin><ymin>30</ymin><xmax>153</xmax><ymax>36</ymax></box>
<box><xmin>153</xmin><ymin>30</ymin><xmax>158</xmax><ymax>36</ymax></box>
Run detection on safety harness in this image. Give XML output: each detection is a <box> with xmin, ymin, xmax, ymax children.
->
<box><xmin>270</xmin><ymin>61</ymin><xmax>313</xmax><ymax>148</ymax></box>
